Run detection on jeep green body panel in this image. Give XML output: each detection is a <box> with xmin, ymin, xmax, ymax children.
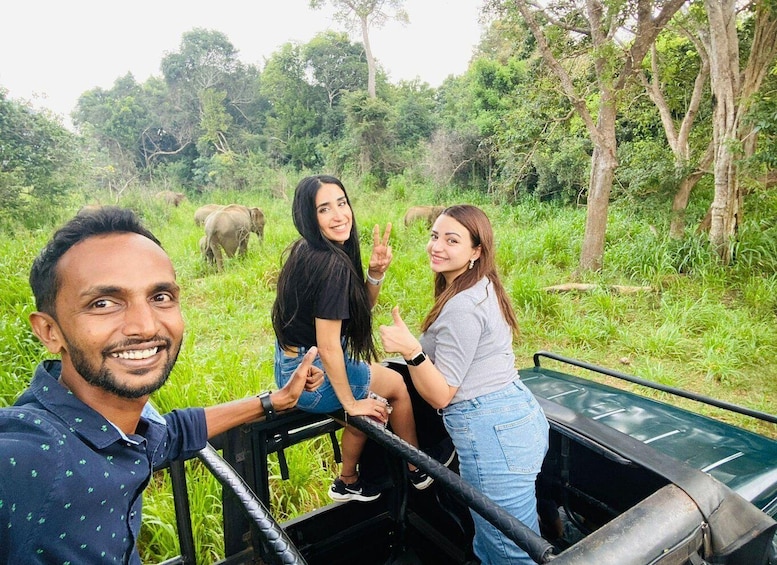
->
<box><xmin>519</xmin><ymin>365</ymin><xmax>777</xmax><ymax>516</ymax></box>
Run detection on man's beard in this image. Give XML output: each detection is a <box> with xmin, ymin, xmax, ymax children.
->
<box><xmin>67</xmin><ymin>336</ymin><xmax>180</xmax><ymax>399</ymax></box>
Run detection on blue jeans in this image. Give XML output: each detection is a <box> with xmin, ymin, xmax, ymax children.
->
<box><xmin>442</xmin><ymin>379</ymin><xmax>549</xmax><ymax>565</ymax></box>
<box><xmin>274</xmin><ymin>342</ymin><xmax>370</xmax><ymax>413</ymax></box>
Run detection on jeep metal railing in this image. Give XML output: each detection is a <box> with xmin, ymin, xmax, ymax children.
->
<box><xmin>345</xmin><ymin>413</ymin><xmax>557</xmax><ymax>563</ymax></box>
<box><xmin>533</xmin><ymin>350</ymin><xmax>777</xmax><ymax>425</ymax></box>
<box><xmin>158</xmin><ymin>408</ymin><xmax>557</xmax><ymax>564</ymax></box>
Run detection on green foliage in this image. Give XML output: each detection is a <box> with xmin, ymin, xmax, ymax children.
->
<box><xmin>303</xmin><ymin>31</ymin><xmax>368</xmax><ymax>116</ymax></box>
<box><xmin>644</xmin><ymin>30</ymin><xmax>711</xmax><ymax>126</ymax></box>
<box><xmin>73</xmin><ymin>74</ymin><xmax>151</xmax><ymax>172</ymax></box>
<box><xmin>615</xmin><ymin>139</ymin><xmax>676</xmax><ymax>200</ymax></box>
<box><xmin>0</xmin><ymin>91</ymin><xmax>80</xmax><ymax>227</ymax></box>
<box><xmin>510</xmin><ymin>276</ymin><xmax>562</xmax><ymax>319</ymax></box>
<box><xmin>388</xmin><ymin>80</ymin><xmax>439</xmax><ymax>148</ymax></box>
<box><xmin>39</xmin><ymin>4</ymin><xmax>770</xmax><ymax>245</ymax></box>
<box><xmin>748</xmin><ymin>79</ymin><xmax>777</xmax><ymax>169</ymax></box>
<box><xmin>197</xmin><ymin>89</ymin><xmax>234</xmax><ymax>155</ymax></box>
<box><xmin>0</xmin><ymin>230</ymin><xmax>45</xmax><ymax>405</ymax></box>
<box><xmin>260</xmin><ymin>42</ymin><xmax>328</xmax><ymax>169</ymax></box>
<box><xmin>343</xmin><ymin>91</ymin><xmax>400</xmax><ymax>183</ymax></box>
<box><xmin>139</xmin><ymin>462</ymin><xmax>225</xmax><ymax>563</ymax></box>
<box><xmin>530</xmin><ymin>136</ymin><xmax>591</xmax><ymax>202</ymax></box>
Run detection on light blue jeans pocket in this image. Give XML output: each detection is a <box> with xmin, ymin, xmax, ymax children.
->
<box><xmin>494</xmin><ymin>409</ymin><xmax>548</xmax><ymax>474</ymax></box>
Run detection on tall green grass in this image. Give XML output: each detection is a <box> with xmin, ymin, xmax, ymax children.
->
<box><xmin>1</xmin><ymin>183</ymin><xmax>776</xmax><ymax>562</ymax></box>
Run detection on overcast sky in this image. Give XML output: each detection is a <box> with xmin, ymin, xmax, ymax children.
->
<box><xmin>1</xmin><ymin>0</ymin><xmax>485</xmax><ymax>125</ymax></box>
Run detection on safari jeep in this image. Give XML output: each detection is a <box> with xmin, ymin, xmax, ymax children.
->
<box><xmin>158</xmin><ymin>351</ymin><xmax>777</xmax><ymax>564</ymax></box>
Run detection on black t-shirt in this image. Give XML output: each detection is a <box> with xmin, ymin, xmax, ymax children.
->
<box><xmin>278</xmin><ymin>250</ymin><xmax>351</xmax><ymax>348</ymax></box>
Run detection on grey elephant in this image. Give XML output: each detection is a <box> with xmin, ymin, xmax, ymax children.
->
<box><xmin>194</xmin><ymin>204</ymin><xmax>225</xmax><ymax>226</ymax></box>
<box><xmin>203</xmin><ymin>204</ymin><xmax>266</xmax><ymax>270</ymax></box>
<box><xmin>76</xmin><ymin>204</ymin><xmax>105</xmax><ymax>216</ymax></box>
<box><xmin>155</xmin><ymin>190</ymin><xmax>186</xmax><ymax>206</ymax></box>
<box><xmin>198</xmin><ymin>235</ymin><xmax>215</xmax><ymax>264</ymax></box>
<box><xmin>403</xmin><ymin>205</ymin><xmax>445</xmax><ymax>227</ymax></box>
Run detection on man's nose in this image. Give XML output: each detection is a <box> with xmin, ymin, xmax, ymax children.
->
<box><xmin>123</xmin><ymin>301</ymin><xmax>157</xmax><ymax>336</ymax></box>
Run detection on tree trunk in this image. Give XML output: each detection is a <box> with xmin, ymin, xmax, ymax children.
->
<box><xmin>669</xmin><ymin>144</ymin><xmax>714</xmax><ymax>239</ymax></box>
<box><xmin>641</xmin><ymin>36</ymin><xmax>711</xmax><ymax>239</ymax></box>
<box><xmin>670</xmin><ymin>175</ymin><xmax>699</xmax><ymax>239</ymax></box>
<box><xmin>708</xmin><ymin>147</ymin><xmax>740</xmax><ymax>263</ymax></box>
<box><xmin>579</xmin><ymin>103</ymin><xmax>618</xmax><ymax>273</ymax></box>
<box><xmin>738</xmin><ymin>3</ymin><xmax>777</xmax><ymax>179</ymax></box>
<box><xmin>688</xmin><ymin>2</ymin><xmax>777</xmax><ymax>249</ymax></box>
<box><xmin>705</xmin><ymin>0</ymin><xmax>740</xmax><ymax>264</ymax></box>
<box><xmin>360</xmin><ymin>14</ymin><xmax>377</xmax><ymax>98</ymax></box>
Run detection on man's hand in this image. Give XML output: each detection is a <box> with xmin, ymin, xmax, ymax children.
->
<box><xmin>379</xmin><ymin>306</ymin><xmax>422</xmax><ymax>359</ymax></box>
<box><xmin>204</xmin><ymin>347</ymin><xmax>324</xmax><ymax>438</ymax></box>
<box><xmin>368</xmin><ymin>223</ymin><xmax>392</xmax><ymax>279</ymax></box>
<box><xmin>273</xmin><ymin>346</ymin><xmax>323</xmax><ymax>412</ymax></box>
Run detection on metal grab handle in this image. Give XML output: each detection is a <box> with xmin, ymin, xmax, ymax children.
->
<box><xmin>197</xmin><ymin>442</ymin><xmax>308</xmax><ymax>565</ymax></box>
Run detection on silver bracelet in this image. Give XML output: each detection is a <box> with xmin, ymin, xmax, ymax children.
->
<box><xmin>366</xmin><ymin>272</ymin><xmax>385</xmax><ymax>286</ymax></box>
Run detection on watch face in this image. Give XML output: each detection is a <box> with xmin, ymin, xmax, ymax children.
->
<box><xmin>408</xmin><ymin>352</ymin><xmax>426</xmax><ymax>366</ymax></box>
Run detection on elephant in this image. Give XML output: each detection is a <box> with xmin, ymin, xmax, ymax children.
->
<box><xmin>203</xmin><ymin>205</ymin><xmax>266</xmax><ymax>270</ymax></box>
<box><xmin>403</xmin><ymin>205</ymin><xmax>445</xmax><ymax>227</ymax></box>
<box><xmin>155</xmin><ymin>190</ymin><xmax>186</xmax><ymax>206</ymax></box>
<box><xmin>76</xmin><ymin>204</ymin><xmax>105</xmax><ymax>216</ymax></box>
<box><xmin>194</xmin><ymin>204</ymin><xmax>225</xmax><ymax>226</ymax></box>
<box><xmin>199</xmin><ymin>235</ymin><xmax>215</xmax><ymax>264</ymax></box>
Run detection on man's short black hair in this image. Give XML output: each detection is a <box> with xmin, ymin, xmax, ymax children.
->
<box><xmin>30</xmin><ymin>206</ymin><xmax>162</xmax><ymax>316</ymax></box>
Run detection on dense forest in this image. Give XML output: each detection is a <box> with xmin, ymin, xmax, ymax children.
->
<box><xmin>1</xmin><ymin>0</ymin><xmax>776</xmax><ymax>273</ymax></box>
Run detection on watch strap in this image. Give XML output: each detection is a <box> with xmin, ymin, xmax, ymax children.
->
<box><xmin>258</xmin><ymin>391</ymin><xmax>276</xmax><ymax>421</ymax></box>
<box><xmin>405</xmin><ymin>351</ymin><xmax>427</xmax><ymax>366</ymax></box>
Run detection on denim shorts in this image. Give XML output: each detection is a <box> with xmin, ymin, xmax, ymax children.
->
<box><xmin>442</xmin><ymin>379</ymin><xmax>549</xmax><ymax>565</ymax></box>
<box><xmin>274</xmin><ymin>341</ymin><xmax>371</xmax><ymax>413</ymax></box>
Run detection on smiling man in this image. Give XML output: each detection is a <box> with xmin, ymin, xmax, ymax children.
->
<box><xmin>0</xmin><ymin>207</ymin><xmax>323</xmax><ymax>564</ymax></box>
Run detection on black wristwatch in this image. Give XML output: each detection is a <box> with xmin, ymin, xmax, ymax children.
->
<box><xmin>405</xmin><ymin>350</ymin><xmax>427</xmax><ymax>366</ymax></box>
<box><xmin>258</xmin><ymin>391</ymin><xmax>276</xmax><ymax>421</ymax></box>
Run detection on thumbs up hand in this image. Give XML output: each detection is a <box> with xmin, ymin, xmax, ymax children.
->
<box><xmin>379</xmin><ymin>306</ymin><xmax>422</xmax><ymax>359</ymax></box>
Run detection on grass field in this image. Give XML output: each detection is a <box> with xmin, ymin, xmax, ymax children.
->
<box><xmin>1</xmin><ymin>179</ymin><xmax>775</xmax><ymax>562</ymax></box>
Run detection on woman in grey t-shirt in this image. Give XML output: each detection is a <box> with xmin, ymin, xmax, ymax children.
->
<box><xmin>379</xmin><ymin>204</ymin><xmax>549</xmax><ymax>565</ymax></box>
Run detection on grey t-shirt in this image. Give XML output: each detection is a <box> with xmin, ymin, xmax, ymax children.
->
<box><xmin>419</xmin><ymin>276</ymin><xmax>517</xmax><ymax>405</ymax></box>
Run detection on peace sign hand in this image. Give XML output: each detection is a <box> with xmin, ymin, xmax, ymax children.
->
<box><xmin>368</xmin><ymin>223</ymin><xmax>392</xmax><ymax>279</ymax></box>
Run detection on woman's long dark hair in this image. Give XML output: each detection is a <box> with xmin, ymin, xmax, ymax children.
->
<box><xmin>272</xmin><ymin>175</ymin><xmax>377</xmax><ymax>361</ymax></box>
<box><xmin>421</xmin><ymin>205</ymin><xmax>519</xmax><ymax>335</ymax></box>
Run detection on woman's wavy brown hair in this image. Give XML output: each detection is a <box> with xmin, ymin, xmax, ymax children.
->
<box><xmin>420</xmin><ymin>205</ymin><xmax>519</xmax><ymax>335</ymax></box>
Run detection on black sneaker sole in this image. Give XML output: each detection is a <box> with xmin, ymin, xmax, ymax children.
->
<box><xmin>411</xmin><ymin>475</ymin><xmax>434</xmax><ymax>490</ymax></box>
<box><xmin>329</xmin><ymin>492</ymin><xmax>380</xmax><ymax>502</ymax></box>
<box><xmin>328</xmin><ymin>489</ymin><xmax>381</xmax><ymax>503</ymax></box>
<box><xmin>440</xmin><ymin>446</ymin><xmax>457</xmax><ymax>467</ymax></box>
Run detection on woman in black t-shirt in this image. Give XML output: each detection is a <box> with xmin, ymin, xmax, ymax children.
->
<box><xmin>272</xmin><ymin>175</ymin><xmax>431</xmax><ymax>502</ymax></box>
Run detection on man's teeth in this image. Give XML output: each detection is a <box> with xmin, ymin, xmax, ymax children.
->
<box><xmin>112</xmin><ymin>347</ymin><xmax>159</xmax><ymax>360</ymax></box>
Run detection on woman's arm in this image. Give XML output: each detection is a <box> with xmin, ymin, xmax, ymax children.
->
<box><xmin>315</xmin><ymin>318</ymin><xmax>357</xmax><ymax>412</ymax></box>
<box><xmin>315</xmin><ymin>318</ymin><xmax>386</xmax><ymax>420</ymax></box>
<box><xmin>366</xmin><ymin>224</ymin><xmax>392</xmax><ymax>309</ymax></box>
<box><xmin>379</xmin><ymin>307</ymin><xmax>458</xmax><ymax>409</ymax></box>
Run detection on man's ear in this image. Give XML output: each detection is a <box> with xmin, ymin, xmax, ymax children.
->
<box><xmin>29</xmin><ymin>312</ymin><xmax>65</xmax><ymax>354</ymax></box>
